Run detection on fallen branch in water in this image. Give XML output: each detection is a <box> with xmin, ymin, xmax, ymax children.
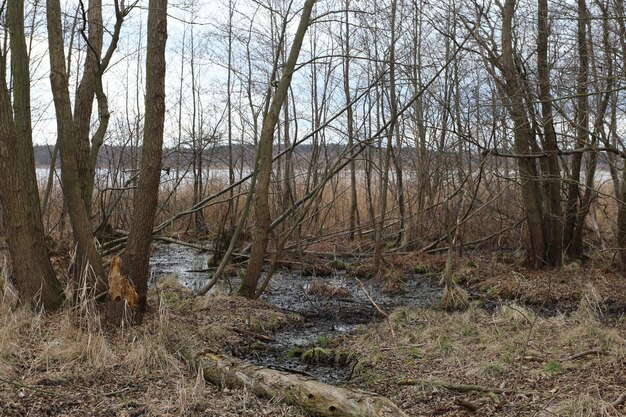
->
<box><xmin>353</xmin><ymin>277</ymin><xmax>396</xmax><ymax>342</ymax></box>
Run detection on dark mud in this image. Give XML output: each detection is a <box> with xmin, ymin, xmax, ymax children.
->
<box><xmin>150</xmin><ymin>243</ymin><xmax>442</xmax><ymax>383</ymax></box>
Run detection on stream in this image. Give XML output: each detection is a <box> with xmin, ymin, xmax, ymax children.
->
<box><xmin>150</xmin><ymin>243</ymin><xmax>442</xmax><ymax>383</ymax></box>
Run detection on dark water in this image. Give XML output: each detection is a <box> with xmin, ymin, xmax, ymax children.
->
<box><xmin>150</xmin><ymin>243</ymin><xmax>442</xmax><ymax>383</ymax></box>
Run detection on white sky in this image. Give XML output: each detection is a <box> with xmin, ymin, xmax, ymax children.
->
<box><xmin>27</xmin><ymin>0</ymin><xmax>308</xmax><ymax>146</ymax></box>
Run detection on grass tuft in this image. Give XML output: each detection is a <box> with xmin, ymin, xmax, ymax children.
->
<box><xmin>494</xmin><ymin>302</ymin><xmax>537</xmax><ymax>325</ymax></box>
<box><xmin>549</xmin><ymin>393</ymin><xmax>622</xmax><ymax>417</ymax></box>
<box><xmin>574</xmin><ymin>284</ymin><xmax>604</xmax><ymax>323</ymax></box>
<box><xmin>125</xmin><ymin>302</ymin><xmax>181</xmax><ymax>375</ymax></box>
<box><xmin>37</xmin><ymin>312</ymin><xmax>114</xmax><ymax>369</ymax></box>
<box><xmin>307</xmin><ymin>279</ymin><xmax>352</xmax><ymax>299</ymax></box>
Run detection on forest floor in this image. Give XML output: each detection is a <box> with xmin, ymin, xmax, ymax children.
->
<box><xmin>0</xmin><ymin>249</ymin><xmax>625</xmax><ymax>416</ymax></box>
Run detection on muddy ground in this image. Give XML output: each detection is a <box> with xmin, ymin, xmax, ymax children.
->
<box><xmin>1</xmin><ymin>244</ymin><xmax>625</xmax><ymax>416</ymax></box>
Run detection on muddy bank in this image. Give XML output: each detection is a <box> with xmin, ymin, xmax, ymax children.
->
<box><xmin>149</xmin><ymin>244</ymin><xmax>441</xmax><ymax>312</ymax></box>
<box><xmin>150</xmin><ymin>243</ymin><xmax>442</xmax><ymax>382</ymax></box>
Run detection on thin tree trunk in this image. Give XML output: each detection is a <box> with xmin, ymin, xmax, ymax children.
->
<box><xmin>47</xmin><ymin>0</ymin><xmax>108</xmax><ymax>297</ymax></box>
<box><xmin>240</xmin><ymin>0</ymin><xmax>316</xmax><ymax>298</ymax></box>
<box><xmin>501</xmin><ymin>0</ymin><xmax>547</xmax><ymax>268</ymax></box>
<box><xmin>120</xmin><ymin>0</ymin><xmax>167</xmax><ymax>317</ymax></box>
<box><xmin>74</xmin><ymin>0</ymin><xmax>103</xmax><ymax>214</ymax></box>
<box><xmin>537</xmin><ymin>0</ymin><xmax>563</xmax><ymax>266</ymax></box>
<box><xmin>563</xmin><ymin>0</ymin><xmax>590</xmax><ymax>257</ymax></box>
<box><xmin>374</xmin><ymin>0</ymin><xmax>398</xmax><ymax>269</ymax></box>
<box><xmin>611</xmin><ymin>0</ymin><xmax>626</xmax><ymax>269</ymax></box>
<box><xmin>343</xmin><ymin>0</ymin><xmax>361</xmax><ymax>243</ymax></box>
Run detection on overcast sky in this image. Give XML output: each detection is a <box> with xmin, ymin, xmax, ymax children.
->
<box><xmin>28</xmin><ymin>0</ymin><xmax>310</xmax><ymax>147</ymax></box>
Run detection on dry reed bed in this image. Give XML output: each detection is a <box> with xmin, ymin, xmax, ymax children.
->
<box><xmin>39</xmin><ymin>170</ymin><xmax>529</xmax><ymax>252</ymax></box>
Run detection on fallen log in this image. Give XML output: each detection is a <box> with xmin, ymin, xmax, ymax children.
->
<box><xmin>176</xmin><ymin>343</ymin><xmax>409</xmax><ymax>417</ymax></box>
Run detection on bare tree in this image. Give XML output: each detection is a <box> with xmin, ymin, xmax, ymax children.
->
<box><xmin>120</xmin><ymin>0</ymin><xmax>168</xmax><ymax>316</ymax></box>
<box><xmin>47</xmin><ymin>0</ymin><xmax>108</xmax><ymax>296</ymax></box>
<box><xmin>239</xmin><ymin>0</ymin><xmax>317</xmax><ymax>298</ymax></box>
<box><xmin>0</xmin><ymin>0</ymin><xmax>64</xmax><ymax>309</ymax></box>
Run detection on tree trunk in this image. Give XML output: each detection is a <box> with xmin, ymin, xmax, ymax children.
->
<box><xmin>74</xmin><ymin>0</ymin><xmax>103</xmax><ymax>214</ymax></box>
<box><xmin>343</xmin><ymin>0</ymin><xmax>361</xmax><ymax>243</ymax></box>
<box><xmin>537</xmin><ymin>0</ymin><xmax>563</xmax><ymax>266</ymax></box>
<box><xmin>240</xmin><ymin>0</ymin><xmax>316</xmax><ymax>298</ymax></box>
<box><xmin>120</xmin><ymin>0</ymin><xmax>167</xmax><ymax>316</ymax></box>
<box><xmin>501</xmin><ymin>0</ymin><xmax>547</xmax><ymax>268</ymax></box>
<box><xmin>180</xmin><ymin>349</ymin><xmax>410</xmax><ymax>417</ymax></box>
<box><xmin>373</xmin><ymin>0</ymin><xmax>399</xmax><ymax>269</ymax></box>
<box><xmin>0</xmin><ymin>0</ymin><xmax>64</xmax><ymax>310</ymax></box>
<box><xmin>614</xmin><ymin>0</ymin><xmax>626</xmax><ymax>270</ymax></box>
<box><xmin>564</xmin><ymin>0</ymin><xmax>590</xmax><ymax>258</ymax></box>
<box><xmin>47</xmin><ymin>0</ymin><xmax>108</xmax><ymax>297</ymax></box>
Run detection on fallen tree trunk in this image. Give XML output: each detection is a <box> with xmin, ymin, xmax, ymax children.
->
<box><xmin>178</xmin><ymin>346</ymin><xmax>409</xmax><ymax>417</ymax></box>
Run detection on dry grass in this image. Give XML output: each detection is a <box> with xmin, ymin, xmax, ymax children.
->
<box><xmin>40</xmin><ymin>164</ymin><xmax>532</xmax><ymax>254</ymax></box>
<box><xmin>382</xmin><ymin>279</ymin><xmax>407</xmax><ymax>294</ymax></box>
<box><xmin>307</xmin><ymin>278</ymin><xmax>352</xmax><ymax>299</ymax></box>
<box><xmin>455</xmin><ymin>255</ymin><xmax>626</xmax><ymax>315</ymax></box>
<box><xmin>0</xmin><ymin>281</ymin><xmax>306</xmax><ymax>416</ymax></box>
<box><xmin>124</xmin><ymin>300</ymin><xmax>181</xmax><ymax>376</ymax></box>
<box><xmin>195</xmin><ymin>293</ymin><xmax>301</xmax><ymax>334</ymax></box>
<box><xmin>35</xmin><ymin>313</ymin><xmax>115</xmax><ymax>370</ymax></box>
<box><xmin>346</xmin><ymin>301</ymin><xmax>626</xmax><ymax>416</ymax></box>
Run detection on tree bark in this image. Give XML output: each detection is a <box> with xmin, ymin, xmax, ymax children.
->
<box><xmin>563</xmin><ymin>0</ymin><xmax>590</xmax><ymax>258</ymax></box>
<box><xmin>501</xmin><ymin>0</ymin><xmax>547</xmax><ymax>268</ymax></box>
<box><xmin>47</xmin><ymin>0</ymin><xmax>108</xmax><ymax>297</ymax></box>
<box><xmin>343</xmin><ymin>0</ymin><xmax>361</xmax><ymax>243</ymax></box>
<box><xmin>74</xmin><ymin>0</ymin><xmax>103</xmax><ymax>214</ymax></box>
<box><xmin>240</xmin><ymin>0</ymin><xmax>316</xmax><ymax>298</ymax></box>
<box><xmin>184</xmin><ymin>351</ymin><xmax>410</xmax><ymax>417</ymax></box>
<box><xmin>537</xmin><ymin>0</ymin><xmax>563</xmax><ymax>266</ymax></box>
<box><xmin>0</xmin><ymin>0</ymin><xmax>64</xmax><ymax>310</ymax></box>
<box><xmin>373</xmin><ymin>0</ymin><xmax>399</xmax><ymax>269</ymax></box>
<box><xmin>120</xmin><ymin>0</ymin><xmax>167</xmax><ymax>316</ymax></box>
<box><xmin>614</xmin><ymin>0</ymin><xmax>626</xmax><ymax>270</ymax></box>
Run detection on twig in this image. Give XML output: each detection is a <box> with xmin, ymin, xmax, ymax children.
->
<box><xmin>455</xmin><ymin>398</ymin><xmax>478</xmax><ymax>412</ymax></box>
<box><xmin>376</xmin><ymin>344</ymin><xmax>424</xmax><ymax>352</ymax></box>
<box><xmin>0</xmin><ymin>376</ymin><xmax>74</xmax><ymax>399</ymax></box>
<box><xmin>353</xmin><ymin>277</ymin><xmax>396</xmax><ymax>342</ymax></box>
<box><xmin>562</xmin><ymin>349</ymin><xmax>606</xmax><ymax>361</ymax></box>
<box><xmin>398</xmin><ymin>378</ymin><xmax>529</xmax><ymax>395</ymax></box>
<box><xmin>226</xmin><ymin>326</ymin><xmax>276</xmax><ymax>342</ymax></box>
<box><xmin>610</xmin><ymin>392</ymin><xmax>626</xmax><ymax>408</ymax></box>
<box><xmin>153</xmin><ymin>237</ymin><xmax>210</xmax><ymax>251</ymax></box>
<box><xmin>103</xmin><ymin>386</ymin><xmax>132</xmax><ymax>397</ymax></box>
